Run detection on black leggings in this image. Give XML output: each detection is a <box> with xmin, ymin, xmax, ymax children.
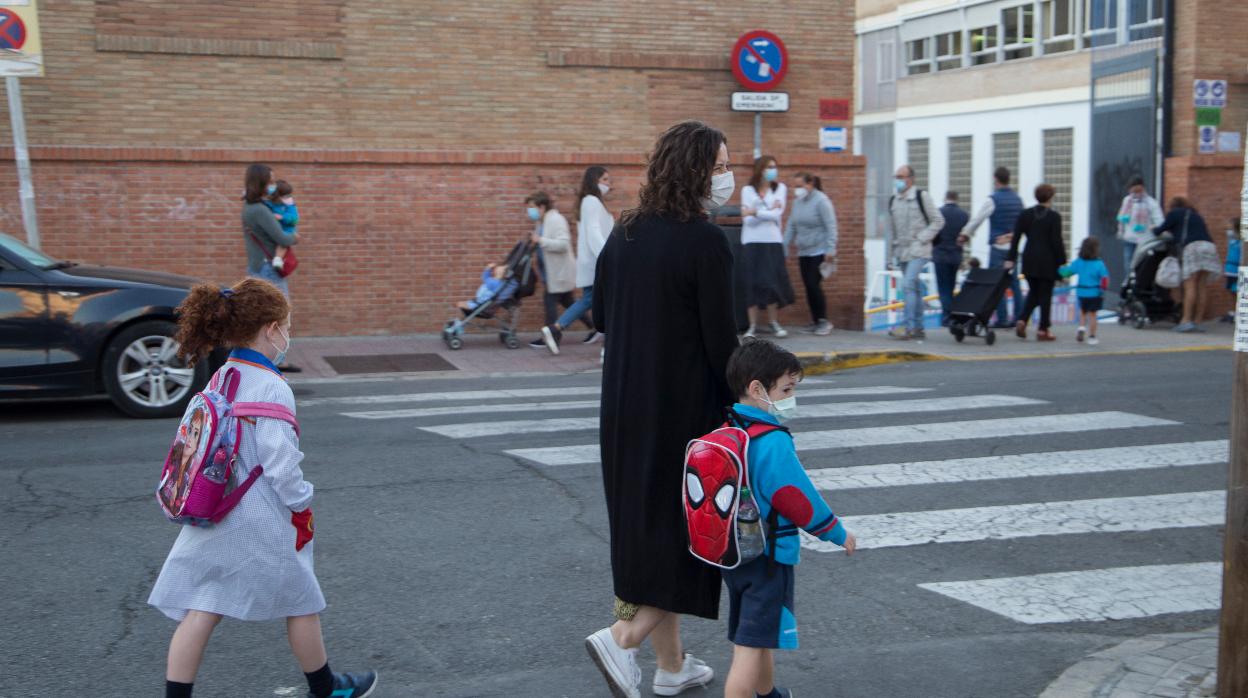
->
<box><xmin>1020</xmin><ymin>278</ymin><xmax>1055</xmax><ymax>330</ymax></box>
<box><xmin>798</xmin><ymin>255</ymin><xmax>828</xmax><ymax>322</ymax></box>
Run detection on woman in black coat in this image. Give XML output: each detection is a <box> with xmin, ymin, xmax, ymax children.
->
<box><xmin>586</xmin><ymin>121</ymin><xmax>739</xmax><ymax>697</ymax></box>
<box><xmin>1007</xmin><ymin>183</ymin><xmax>1067</xmax><ymax>341</ymax></box>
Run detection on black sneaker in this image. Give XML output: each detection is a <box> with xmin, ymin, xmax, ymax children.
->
<box><xmin>528</xmin><ymin>338</ymin><xmax>546</xmax><ymax>349</ymax></box>
<box><xmin>582</xmin><ymin>330</ymin><xmax>602</xmax><ymax>344</ymax></box>
<box><xmin>540</xmin><ymin>325</ymin><xmax>563</xmax><ymax>355</ymax></box>
<box><xmin>308</xmin><ymin>670</ymin><xmax>377</xmax><ymax>698</ymax></box>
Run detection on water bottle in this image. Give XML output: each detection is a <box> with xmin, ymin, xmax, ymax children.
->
<box><xmin>201</xmin><ymin>449</ymin><xmax>229</xmax><ymax>484</ymax></box>
<box><xmin>736</xmin><ymin>486</ymin><xmax>765</xmax><ymax>561</ymax></box>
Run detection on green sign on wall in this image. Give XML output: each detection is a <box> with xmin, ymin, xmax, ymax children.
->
<box><xmin>1195</xmin><ymin>107</ymin><xmax>1222</xmax><ymax>127</ymax></box>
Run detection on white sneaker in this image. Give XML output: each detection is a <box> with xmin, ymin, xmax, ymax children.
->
<box><xmin>652</xmin><ymin>653</ymin><xmax>714</xmax><ymax>696</ymax></box>
<box><xmin>814</xmin><ymin>319</ymin><xmax>833</xmax><ymax>336</ymax></box>
<box><xmin>743</xmin><ymin>325</ymin><xmax>757</xmax><ymax>339</ymax></box>
<box><xmin>1076</xmin><ymin>326</ymin><xmax>1086</xmax><ymax>342</ymax></box>
<box><xmin>770</xmin><ymin>322</ymin><xmax>788</xmax><ymax>338</ymax></box>
<box><xmin>1087</xmin><ymin>336</ymin><xmax>1099</xmax><ymax>346</ymax></box>
<box><xmin>586</xmin><ymin>627</ymin><xmax>641</xmax><ymax>698</ymax></box>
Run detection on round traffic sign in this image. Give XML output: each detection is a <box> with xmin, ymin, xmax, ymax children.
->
<box><xmin>0</xmin><ymin>9</ymin><xmax>26</xmax><ymax>51</ymax></box>
<box><xmin>731</xmin><ymin>30</ymin><xmax>788</xmax><ymax>91</ymax></box>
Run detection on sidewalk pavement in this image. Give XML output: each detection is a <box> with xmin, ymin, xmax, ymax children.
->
<box><xmin>1041</xmin><ymin>627</ymin><xmax>1219</xmax><ymax>698</ymax></box>
<box><xmin>282</xmin><ymin>319</ymin><xmax>1234</xmax><ymax>381</ymax></box>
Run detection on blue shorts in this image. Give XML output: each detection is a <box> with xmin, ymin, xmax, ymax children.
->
<box><xmin>1078</xmin><ymin>296</ymin><xmax>1103</xmax><ymax>313</ymax></box>
<box><xmin>723</xmin><ymin>556</ymin><xmax>797</xmax><ymax>649</ymax></box>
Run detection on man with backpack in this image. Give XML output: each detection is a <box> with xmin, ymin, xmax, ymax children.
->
<box><xmin>887</xmin><ymin>164</ymin><xmax>944</xmax><ymax>340</ymax></box>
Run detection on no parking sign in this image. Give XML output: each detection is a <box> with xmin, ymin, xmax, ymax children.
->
<box><xmin>731</xmin><ymin>30</ymin><xmax>788</xmax><ymax>91</ymax></box>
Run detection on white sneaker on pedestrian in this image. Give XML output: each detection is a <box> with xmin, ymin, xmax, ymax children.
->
<box><xmin>586</xmin><ymin>627</ymin><xmax>642</xmax><ymax>698</ymax></box>
<box><xmin>1087</xmin><ymin>336</ymin><xmax>1100</xmax><ymax>346</ymax></box>
<box><xmin>743</xmin><ymin>325</ymin><xmax>757</xmax><ymax>339</ymax></box>
<box><xmin>1076</xmin><ymin>326</ymin><xmax>1086</xmax><ymax>342</ymax></box>
<box><xmin>814</xmin><ymin>319</ymin><xmax>833</xmax><ymax>336</ymax></box>
<box><xmin>652</xmin><ymin>653</ymin><xmax>714</xmax><ymax>696</ymax></box>
<box><xmin>770</xmin><ymin>322</ymin><xmax>788</xmax><ymax>338</ymax></box>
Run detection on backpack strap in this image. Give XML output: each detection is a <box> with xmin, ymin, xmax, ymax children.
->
<box><xmin>916</xmin><ymin>189</ymin><xmax>930</xmax><ymax>226</ymax></box>
<box><xmin>207</xmin><ymin>464</ymin><xmax>263</xmax><ymax>523</ymax></box>
<box><xmin>208</xmin><ymin>366</ymin><xmax>242</xmax><ymax>402</ymax></box>
<box><xmin>233</xmin><ymin>402</ymin><xmax>300</xmax><ymax>437</ymax></box>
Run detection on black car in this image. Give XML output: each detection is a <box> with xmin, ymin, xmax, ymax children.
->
<box><xmin>0</xmin><ymin>232</ymin><xmax>221</xmax><ymax>417</ymax></box>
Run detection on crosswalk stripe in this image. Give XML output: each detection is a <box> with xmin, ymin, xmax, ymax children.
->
<box><xmin>343</xmin><ymin>400</ymin><xmax>600</xmax><ymax>420</ymax></box>
<box><xmin>317</xmin><ymin>385</ymin><xmax>932</xmax><ymax>409</ymax></box>
<box><xmin>504</xmin><ymin>411</ymin><xmax>1177</xmax><ymax>466</ymax></box>
<box><xmin>807</xmin><ymin>440</ymin><xmax>1228</xmax><ymax>491</ymax></box>
<box><xmin>800</xmin><ymin>490</ymin><xmax>1224</xmax><ymax>553</ymax></box>
<box><xmin>917</xmin><ymin>562</ymin><xmax>1222</xmax><ymax>624</ymax></box>
<box><xmin>423</xmin><ymin>418</ymin><xmax>599</xmax><ymax>439</ymax></box>
<box><xmin>350</xmin><ymin>392</ymin><xmax>1030</xmax><ymax>423</ymax></box>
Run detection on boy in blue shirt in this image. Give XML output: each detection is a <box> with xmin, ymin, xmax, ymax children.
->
<box><xmin>1059</xmin><ymin>237</ymin><xmax>1110</xmax><ymax>345</ymax></box>
<box><xmin>723</xmin><ymin>339</ymin><xmax>857</xmax><ymax>698</ymax></box>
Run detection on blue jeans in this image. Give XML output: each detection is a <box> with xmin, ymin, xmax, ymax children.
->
<box><xmin>1122</xmin><ymin>241</ymin><xmax>1137</xmax><ymax>281</ymax></box>
<box><xmin>934</xmin><ymin>261</ymin><xmax>959</xmax><ymax>323</ymax></box>
<box><xmin>557</xmin><ymin>286</ymin><xmax>594</xmax><ymax>329</ymax></box>
<box><xmin>249</xmin><ymin>264</ymin><xmax>289</xmax><ymax>297</ymax></box>
<box><xmin>902</xmin><ymin>258</ymin><xmax>927</xmax><ymax>331</ymax></box>
<box><xmin>988</xmin><ymin>247</ymin><xmax>1021</xmax><ymax>326</ymax></box>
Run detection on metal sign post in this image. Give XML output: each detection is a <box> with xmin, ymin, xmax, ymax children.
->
<box><xmin>7</xmin><ymin>76</ymin><xmax>36</xmax><ymax>248</ymax></box>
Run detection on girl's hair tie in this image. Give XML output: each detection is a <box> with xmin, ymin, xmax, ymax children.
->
<box><xmin>219</xmin><ymin>288</ymin><xmax>235</xmax><ymax>299</ymax></box>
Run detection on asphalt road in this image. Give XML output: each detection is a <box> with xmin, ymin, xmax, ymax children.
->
<box><xmin>0</xmin><ymin>350</ymin><xmax>1231</xmax><ymax>698</ymax></box>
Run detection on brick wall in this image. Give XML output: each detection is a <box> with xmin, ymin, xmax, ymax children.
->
<box><xmin>1171</xmin><ymin>0</ymin><xmax>1248</xmax><ymax>158</ymax></box>
<box><xmin>0</xmin><ymin>147</ymin><xmax>865</xmax><ymax>336</ymax></box>
<box><xmin>0</xmin><ymin>1</ymin><xmax>864</xmax><ymax>337</ymax></box>
<box><xmin>1163</xmin><ymin>154</ymin><xmax>1239</xmax><ymax>320</ymax></box>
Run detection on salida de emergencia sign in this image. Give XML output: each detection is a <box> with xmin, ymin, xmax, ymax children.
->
<box><xmin>731</xmin><ymin>92</ymin><xmax>789</xmax><ymax>112</ymax></box>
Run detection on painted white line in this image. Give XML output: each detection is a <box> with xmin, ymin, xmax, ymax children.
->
<box><xmin>918</xmin><ymin>562</ymin><xmax>1222</xmax><ymax>624</ymax></box>
<box><xmin>807</xmin><ymin>440</ymin><xmax>1228</xmax><ymax>491</ymax></box>
<box><xmin>801</xmin><ymin>490</ymin><xmax>1224</xmax><ymax>553</ymax></box>
<box><xmin>796</xmin><ymin>394</ymin><xmax>1045</xmax><ymax>418</ymax></box>
<box><xmin>311</xmin><ymin>384</ymin><xmax>930</xmax><ymax>407</ymax></box>
<box><xmin>794</xmin><ymin>411</ymin><xmax>1177</xmax><ymax>451</ymax></box>
<box><xmin>505</xmin><ymin>411</ymin><xmax>1179</xmax><ymax>466</ymax></box>
<box><xmin>343</xmin><ymin>400</ymin><xmax>600</xmax><ymax>420</ymax></box>
<box><xmin>422</xmin><ymin>417</ymin><xmax>600</xmax><ymax>439</ymax></box>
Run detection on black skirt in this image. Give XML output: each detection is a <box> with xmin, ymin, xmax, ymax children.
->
<box><xmin>744</xmin><ymin>242</ymin><xmax>796</xmax><ymax>309</ymax></box>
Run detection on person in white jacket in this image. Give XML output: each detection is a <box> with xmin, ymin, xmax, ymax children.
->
<box><xmin>741</xmin><ymin>156</ymin><xmax>796</xmax><ymax>338</ymax></box>
<box><xmin>1116</xmin><ymin>175</ymin><xmax>1165</xmax><ymax>281</ymax></box>
<box><xmin>538</xmin><ymin>168</ymin><xmax>613</xmax><ymax>354</ymax></box>
<box><xmin>524</xmin><ymin>191</ymin><xmax>591</xmax><ymax>352</ymax></box>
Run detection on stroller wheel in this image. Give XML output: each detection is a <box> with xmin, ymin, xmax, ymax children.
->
<box><xmin>505</xmin><ymin>334</ymin><xmax>521</xmax><ymax>350</ymax></box>
<box><xmin>953</xmin><ymin>328</ymin><xmax>965</xmax><ymax>342</ymax></box>
<box><xmin>446</xmin><ymin>335</ymin><xmax>464</xmax><ymax>351</ymax></box>
<box><xmin>986</xmin><ymin>330</ymin><xmax>997</xmax><ymax>346</ymax></box>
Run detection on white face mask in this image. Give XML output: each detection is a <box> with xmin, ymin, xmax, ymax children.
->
<box><xmin>794</xmin><ymin>187</ymin><xmax>809</xmax><ymax>200</ymax></box>
<box><xmin>702</xmin><ymin>170</ymin><xmax>735</xmax><ymax>211</ymax></box>
<box><xmin>270</xmin><ymin>325</ymin><xmax>291</xmax><ymax>366</ymax></box>
<box><xmin>598</xmin><ymin>182</ymin><xmax>610</xmax><ymax>196</ymax></box>
<box><xmin>762</xmin><ymin>393</ymin><xmax>798</xmax><ymax>422</ymax></box>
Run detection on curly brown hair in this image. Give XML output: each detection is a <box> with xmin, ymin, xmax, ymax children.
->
<box><xmin>620</xmin><ymin>121</ymin><xmax>726</xmax><ymax>230</ymax></box>
<box><xmin>174</xmin><ymin>278</ymin><xmax>289</xmax><ymax>366</ymax></box>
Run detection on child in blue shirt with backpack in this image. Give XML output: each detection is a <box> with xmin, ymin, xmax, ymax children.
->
<box><xmin>1059</xmin><ymin>237</ymin><xmax>1110</xmax><ymax>345</ymax></box>
<box><xmin>723</xmin><ymin>339</ymin><xmax>857</xmax><ymax>698</ymax></box>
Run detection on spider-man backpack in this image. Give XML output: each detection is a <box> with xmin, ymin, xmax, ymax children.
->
<box><xmin>682</xmin><ymin>411</ymin><xmax>788</xmax><ymax>569</ymax></box>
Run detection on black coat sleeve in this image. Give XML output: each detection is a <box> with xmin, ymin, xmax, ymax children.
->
<box><xmin>591</xmin><ymin>235</ymin><xmax>613</xmax><ymax>333</ymax></box>
<box><xmin>1007</xmin><ymin>209</ymin><xmax>1030</xmax><ymax>263</ymax></box>
<box><xmin>1052</xmin><ymin>212</ymin><xmax>1067</xmax><ymax>268</ymax></box>
<box><xmin>695</xmin><ymin>227</ymin><xmax>739</xmax><ymax>401</ymax></box>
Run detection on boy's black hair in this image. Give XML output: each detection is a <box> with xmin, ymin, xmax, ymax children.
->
<box><xmin>727</xmin><ymin>339</ymin><xmax>803</xmax><ymax>399</ymax></box>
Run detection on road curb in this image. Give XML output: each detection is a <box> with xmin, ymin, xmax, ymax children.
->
<box><xmin>796</xmin><ymin>350</ymin><xmax>944</xmax><ymax>374</ymax></box>
<box><xmin>1039</xmin><ymin>627</ymin><xmax>1218</xmax><ymax>698</ymax></box>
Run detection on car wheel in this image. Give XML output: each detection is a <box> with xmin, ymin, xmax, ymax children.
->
<box><xmin>102</xmin><ymin>320</ymin><xmax>208</xmax><ymax>418</ymax></box>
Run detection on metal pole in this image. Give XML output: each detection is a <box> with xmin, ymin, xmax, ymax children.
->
<box><xmin>753</xmin><ymin>112</ymin><xmax>762</xmax><ymax>160</ymax></box>
<box><xmin>1219</xmin><ymin>120</ymin><xmax>1248</xmax><ymax>698</ymax></box>
<box><xmin>7</xmin><ymin>76</ymin><xmax>38</xmax><ymax>249</ymax></box>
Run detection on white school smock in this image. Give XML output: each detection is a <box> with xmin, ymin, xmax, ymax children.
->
<box><xmin>741</xmin><ymin>183</ymin><xmax>787</xmax><ymax>244</ymax></box>
<box><xmin>148</xmin><ymin>359</ymin><xmax>325</xmax><ymax>622</ymax></box>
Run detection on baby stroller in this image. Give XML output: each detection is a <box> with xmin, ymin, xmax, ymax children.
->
<box><xmin>948</xmin><ymin>267</ymin><xmax>1013</xmax><ymax>345</ymax></box>
<box><xmin>442</xmin><ymin>240</ymin><xmax>537</xmax><ymax>350</ymax></box>
<box><xmin>1117</xmin><ymin>234</ymin><xmax>1182</xmax><ymax>329</ymax></box>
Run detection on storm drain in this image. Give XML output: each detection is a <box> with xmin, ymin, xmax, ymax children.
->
<box><xmin>323</xmin><ymin>353</ymin><xmax>458</xmax><ymax>374</ymax></box>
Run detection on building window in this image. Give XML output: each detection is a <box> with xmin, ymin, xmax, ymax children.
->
<box><xmin>1002</xmin><ymin>5</ymin><xmax>1036</xmax><ymax>60</ymax></box>
<box><xmin>1043</xmin><ymin>0</ymin><xmax>1077</xmax><ymax>54</ymax></box>
<box><xmin>906</xmin><ymin>38</ymin><xmax>932</xmax><ymax>75</ymax></box>
<box><xmin>1128</xmin><ymin>0</ymin><xmax>1163</xmax><ymax>41</ymax></box>
<box><xmin>1086</xmin><ymin>0</ymin><xmax>1119</xmax><ymax>47</ymax></box>
<box><xmin>878</xmin><ymin>40</ymin><xmax>896</xmax><ymax>85</ymax></box>
<box><xmin>935</xmin><ymin>31</ymin><xmax>963</xmax><ymax>71</ymax></box>
<box><xmin>907</xmin><ymin>138</ymin><xmax>930</xmax><ymax>190</ymax></box>
<box><xmin>947</xmin><ymin>136</ymin><xmax>973</xmax><ymax>204</ymax></box>
<box><xmin>993</xmin><ymin>132</ymin><xmax>1020</xmax><ymax>184</ymax></box>
<box><xmin>1043</xmin><ymin>128</ymin><xmax>1074</xmax><ymax>251</ymax></box>
<box><xmin>970</xmin><ymin>26</ymin><xmax>999</xmax><ymax>65</ymax></box>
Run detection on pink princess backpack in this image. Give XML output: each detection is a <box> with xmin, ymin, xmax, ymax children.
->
<box><xmin>156</xmin><ymin>365</ymin><xmax>299</xmax><ymax>526</ymax></box>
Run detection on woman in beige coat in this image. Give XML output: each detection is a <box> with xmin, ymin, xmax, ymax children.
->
<box><xmin>525</xmin><ymin>191</ymin><xmax>591</xmax><ymax>350</ymax></box>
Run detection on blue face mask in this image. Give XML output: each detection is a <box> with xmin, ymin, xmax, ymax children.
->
<box><xmin>894</xmin><ymin>179</ymin><xmax>907</xmax><ymax>193</ymax></box>
<box><xmin>270</xmin><ymin>326</ymin><xmax>291</xmax><ymax>366</ymax></box>
<box><xmin>526</xmin><ymin>207</ymin><xmax>541</xmax><ymax>221</ymax></box>
<box><xmin>266</xmin><ymin>184</ymin><xmax>277</xmax><ymax>195</ymax></box>
<box><xmin>764</xmin><ymin>167</ymin><xmax>778</xmax><ymax>182</ymax></box>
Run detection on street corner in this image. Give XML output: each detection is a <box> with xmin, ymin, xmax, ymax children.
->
<box><xmin>1040</xmin><ymin>627</ymin><xmax>1219</xmax><ymax>698</ymax></box>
